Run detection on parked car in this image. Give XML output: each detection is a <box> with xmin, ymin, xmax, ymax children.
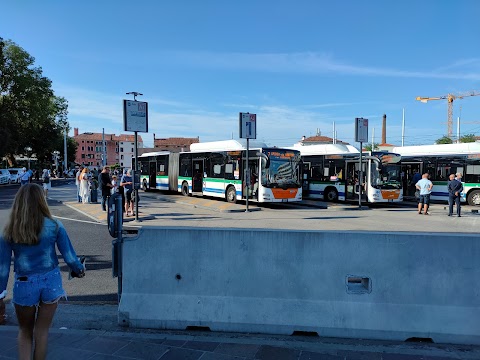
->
<box><xmin>0</xmin><ymin>169</ymin><xmax>11</xmax><ymax>185</ymax></box>
<box><xmin>7</xmin><ymin>168</ymin><xmax>24</xmax><ymax>184</ymax></box>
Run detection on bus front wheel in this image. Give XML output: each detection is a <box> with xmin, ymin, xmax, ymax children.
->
<box><xmin>467</xmin><ymin>190</ymin><xmax>480</xmax><ymax>206</ymax></box>
<box><xmin>226</xmin><ymin>186</ymin><xmax>237</xmax><ymax>203</ymax></box>
<box><xmin>182</xmin><ymin>182</ymin><xmax>189</xmax><ymax>196</ymax></box>
<box><xmin>324</xmin><ymin>187</ymin><xmax>338</xmax><ymax>202</ymax></box>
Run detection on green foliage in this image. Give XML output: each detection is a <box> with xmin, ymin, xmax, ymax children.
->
<box><xmin>459</xmin><ymin>133</ymin><xmax>477</xmax><ymax>143</ymax></box>
<box><xmin>436</xmin><ymin>136</ymin><xmax>453</xmax><ymax>144</ymax></box>
<box><xmin>364</xmin><ymin>143</ymin><xmax>379</xmax><ymax>151</ymax></box>
<box><xmin>0</xmin><ymin>38</ymin><xmax>70</xmax><ymax>165</ymax></box>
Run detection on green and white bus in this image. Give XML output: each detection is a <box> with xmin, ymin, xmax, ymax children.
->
<box><xmin>137</xmin><ymin>140</ymin><xmax>303</xmax><ymax>203</ymax></box>
<box><xmin>295</xmin><ymin>143</ymin><xmax>403</xmax><ymax>203</ymax></box>
<box><xmin>392</xmin><ymin>143</ymin><xmax>480</xmax><ymax>206</ymax></box>
<box><xmin>137</xmin><ymin>151</ymin><xmax>179</xmax><ymax>192</ymax></box>
<box><xmin>179</xmin><ymin>140</ymin><xmax>303</xmax><ymax>203</ymax></box>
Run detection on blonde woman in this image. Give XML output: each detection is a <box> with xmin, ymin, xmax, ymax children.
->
<box><xmin>0</xmin><ymin>184</ymin><xmax>85</xmax><ymax>360</ymax></box>
<box><xmin>79</xmin><ymin>168</ymin><xmax>90</xmax><ymax>204</ymax></box>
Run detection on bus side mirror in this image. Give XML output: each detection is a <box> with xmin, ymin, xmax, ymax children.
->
<box><xmin>256</xmin><ymin>152</ymin><xmax>270</xmax><ymax>169</ymax></box>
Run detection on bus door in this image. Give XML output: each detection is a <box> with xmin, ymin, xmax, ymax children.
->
<box><xmin>149</xmin><ymin>161</ymin><xmax>157</xmax><ymax>189</ymax></box>
<box><xmin>192</xmin><ymin>159</ymin><xmax>204</xmax><ymax>193</ymax></box>
<box><xmin>242</xmin><ymin>159</ymin><xmax>259</xmax><ymax>199</ymax></box>
<box><xmin>345</xmin><ymin>160</ymin><xmax>367</xmax><ymax>202</ymax></box>
<box><xmin>302</xmin><ymin>162</ymin><xmax>311</xmax><ymax>197</ymax></box>
<box><xmin>401</xmin><ymin>162</ymin><xmax>422</xmax><ymax>197</ymax></box>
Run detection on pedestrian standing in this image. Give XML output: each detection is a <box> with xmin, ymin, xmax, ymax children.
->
<box><xmin>0</xmin><ymin>184</ymin><xmax>85</xmax><ymax>360</ymax></box>
<box><xmin>111</xmin><ymin>175</ymin><xmax>119</xmax><ymax>195</ymax></box>
<box><xmin>99</xmin><ymin>166</ymin><xmax>113</xmax><ymax>211</ymax></box>
<box><xmin>41</xmin><ymin>169</ymin><xmax>51</xmax><ymax>197</ymax></box>
<box><xmin>75</xmin><ymin>166</ymin><xmax>84</xmax><ymax>202</ymax></box>
<box><xmin>79</xmin><ymin>168</ymin><xmax>90</xmax><ymax>204</ymax></box>
<box><xmin>448</xmin><ymin>173</ymin><xmax>463</xmax><ymax>217</ymax></box>
<box><xmin>20</xmin><ymin>167</ymin><xmax>31</xmax><ymax>186</ymax></box>
<box><xmin>415</xmin><ymin>172</ymin><xmax>433</xmax><ymax>215</ymax></box>
<box><xmin>120</xmin><ymin>169</ymin><xmax>134</xmax><ymax>216</ymax></box>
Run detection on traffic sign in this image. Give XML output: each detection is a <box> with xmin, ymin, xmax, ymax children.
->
<box><xmin>239</xmin><ymin>112</ymin><xmax>257</xmax><ymax>139</ymax></box>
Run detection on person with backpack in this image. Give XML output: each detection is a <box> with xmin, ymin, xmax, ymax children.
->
<box><xmin>20</xmin><ymin>167</ymin><xmax>32</xmax><ymax>186</ymax></box>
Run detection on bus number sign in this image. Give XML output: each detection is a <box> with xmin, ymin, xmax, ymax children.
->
<box><xmin>239</xmin><ymin>112</ymin><xmax>257</xmax><ymax>139</ymax></box>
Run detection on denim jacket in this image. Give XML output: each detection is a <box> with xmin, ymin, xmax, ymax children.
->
<box><xmin>0</xmin><ymin>218</ymin><xmax>84</xmax><ymax>294</ymax></box>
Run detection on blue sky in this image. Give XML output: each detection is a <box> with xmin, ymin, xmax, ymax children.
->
<box><xmin>2</xmin><ymin>1</ymin><xmax>480</xmax><ymax>148</ymax></box>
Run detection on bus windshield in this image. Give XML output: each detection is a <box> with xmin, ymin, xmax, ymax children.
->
<box><xmin>261</xmin><ymin>150</ymin><xmax>302</xmax><ymax>188</ymax></box>
<box><xmin>370</xmin><ymin>163</ymin><xmax>402</xmax><ymax>189</ymax></box>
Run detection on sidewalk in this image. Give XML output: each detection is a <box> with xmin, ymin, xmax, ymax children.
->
<box><xmin>2</xmin><ymin>304</ymin><xmax>479</xmax><ymax>360</ymax></box>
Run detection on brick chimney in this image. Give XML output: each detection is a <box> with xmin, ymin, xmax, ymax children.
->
<box><xmin>382</xmin><ymin>114</ymin><xmax>386</xmax><ymax>144</ymax></box>
<box><xmin>74</xmin><ymin>127</ymin><xmax>79</xmax><ymax>137</ymax></box>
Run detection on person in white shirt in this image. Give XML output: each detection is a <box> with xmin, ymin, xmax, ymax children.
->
<box><xmin>75</xmin><ymin>166</ymin><xmax>84</xmax><ymax>203</ymax></box>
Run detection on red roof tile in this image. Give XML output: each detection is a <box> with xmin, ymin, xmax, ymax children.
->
<box><xmin>302</xmin><ymin>135</ymin><xmax>349</xmax><ymax>145</ymax></box>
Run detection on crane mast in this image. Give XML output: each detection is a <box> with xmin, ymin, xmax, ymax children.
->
<box><xmin>416</xmin><ymin>91</ymin><xmax>480</xmax><ymax>138</ymax></box>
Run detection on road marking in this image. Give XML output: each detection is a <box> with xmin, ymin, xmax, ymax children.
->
<box><xmin>53</xmin><ymin>215</ymin><xmax>105</xmax><ymax>225</ymax></box>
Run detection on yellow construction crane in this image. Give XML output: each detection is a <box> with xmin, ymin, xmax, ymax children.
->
<box><xmin>416</xmin><ymin>91</ymin><xmax>480</xmax><ymax>138</ymax></box>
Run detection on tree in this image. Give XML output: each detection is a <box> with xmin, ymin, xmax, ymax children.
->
<box><xmin>459</xmin><ymin>133</ymin><xmax>477</xmax><ymax>143</ymax></box>
<box><xmin>0</xmin><ymin>38</ymin><xmax>70</xmax><ymax>167</ymax></box>
<box><xmin>436</xmin><ymin>136</ymin><xmax>453</xmax><ymax>144</ymax></box>
<box><xmin>364</xmin><ymin>143</ymin><xmax>379</xmax><ymax>151</ymax></box>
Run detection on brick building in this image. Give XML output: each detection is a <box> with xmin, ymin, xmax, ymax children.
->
<box><xmin>73</xmin><ymin>128</ymin><xmax>143</xmax><ymax>169</ymax></box>
<box><xmin>153</xmin><ymin>136</ymin><xmax>199</xmax><ymax>152</ymax></box>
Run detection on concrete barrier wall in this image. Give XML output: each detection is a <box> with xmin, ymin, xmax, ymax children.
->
<box><xmin>118</xmin><ymin>227</ymin><xmax>480</xmax><ymax>345</ymax></box>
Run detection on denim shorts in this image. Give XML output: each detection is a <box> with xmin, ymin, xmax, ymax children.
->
<box><xmin>13</xmin><ymin>267</ymin><xmax>66</xmax><ymax>307</ymax></box>
<box><xmin>418</xmin><ymin>194</ymin><xmax>430</xmax><ymax>205</ymax></box>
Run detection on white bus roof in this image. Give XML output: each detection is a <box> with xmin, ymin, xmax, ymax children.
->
<box><xmin>391</xmin><ymin>143</ymin><xmax>480</xmax><ymax>156</ymax></box>
<box><xmin>189</xmin><ymin>139</ymin><xmax>269</xmax><ymax>152</ymax></box>
<box><xmin>138</xmin><ymin>151</ymin><xmax>171</xmax><ymax>157</ymax></box>
<box><xmin>290</xmin><ymin>143</ymin><xmax>360</xmax><ymax>156</ymax></box>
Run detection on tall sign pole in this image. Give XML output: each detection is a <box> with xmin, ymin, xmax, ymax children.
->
<box><xmin>63</xmin><ymin>129</ymin><xmax>68</xmax><ymax>172</ymax></box>
<box><xmin>355</xmin><ymin>117</ymin><xmax>368</xmax><ymax>208</ymax></box>
<box><xmin>239</xmin><ymin>112</ymin><xmax>257</xmax><ymax>212</ymax></box>
<box><xmin>124</xmin><ymin>92</ymin><xmax>148</xmax><ymax>222</ymax></box>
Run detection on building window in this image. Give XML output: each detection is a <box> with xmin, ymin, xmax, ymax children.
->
<box><xmin>82</xmin><ymin>147</ymin><xmax>84</xmax><ymax>151</ymax></box>
<box><xmin>121</xmin><ymin>155</ymin><xmax>124</xmax><ymax>160</ymax></box>
<box><xmin>120</xmin><ymin>147</ymin><xmax>123</xmax><ymax>152</ymax></box>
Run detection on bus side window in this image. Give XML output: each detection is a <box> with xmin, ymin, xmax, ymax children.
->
<box><xmin>311</xmin><ymin>165</ymin><xmax>322</xmax><ymax>180</ymax></box>
<box><xmin>466</xmin><ymin>164</ymin><xmax>480</xmax><ymax>183</ymax></box>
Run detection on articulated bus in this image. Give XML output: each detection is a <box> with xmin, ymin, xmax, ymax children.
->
<box><xmin>294</xmin><ymin>144</ymin><xmax>403</xmax><ymax>203</ymax></box>
<box><xmin>391</xmin><ymin>143</ymin><xmax>480</xmax><ymax>206</ymax></box>
<box><xmin>137</xmin><ymin>140</ymin><xmax>303</xmax><ymax>203</ymax></box>
<box><xmin>137</xmin><ymin>151</ymin><xmax>179</xmax><ymax>192</ymax></box>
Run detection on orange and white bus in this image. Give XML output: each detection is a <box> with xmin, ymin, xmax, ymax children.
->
<box><xmin>295</xmin><ymin>144</ymin><xmax>403</xmax><ymax>203</ymax></box>
<box><xmin>178</xmin><ymin>140</ymin><xmax>303</xmax><ymax>203</ymax></box>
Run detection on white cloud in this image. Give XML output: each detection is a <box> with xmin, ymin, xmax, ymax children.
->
<box><xmin>162</xmin><ymin>51</ymin><xmax>480</xmax><ymax>80</ymax></box>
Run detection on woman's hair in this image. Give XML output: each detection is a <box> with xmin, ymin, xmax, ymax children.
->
<box><xmin>3</xmin><ymin>183</ymin><xmax>53</xmax><ymax>245</ymax></box>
